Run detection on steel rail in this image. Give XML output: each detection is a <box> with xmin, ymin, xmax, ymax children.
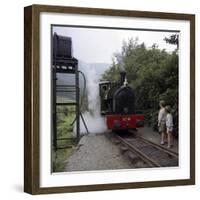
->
<box><xmin>137</xmin><ymin>136</ymin><xmax>178</xmax><ymax>158</ymax></box>
<box><xmin>115</xmin><ymin>134</ymin><xmax>161</xmax><ymax>167</ymax></box>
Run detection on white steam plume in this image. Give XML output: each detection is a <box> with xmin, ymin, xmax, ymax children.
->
<box><xmin>74</xmin><ymin>62</ymin><xmax>108</xmax><ymax>135</ymax></box>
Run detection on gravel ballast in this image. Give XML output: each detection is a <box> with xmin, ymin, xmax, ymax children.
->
<box><xmin>65</xmin><ymin>133</ymin><xmax>134</xmax><ymax>172</ymax></box>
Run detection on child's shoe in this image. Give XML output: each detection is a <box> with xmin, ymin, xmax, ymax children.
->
<box><xmin>160</xmin><ymin>141</ymin><xmax>165</xmax><ymax>145</ymax></box>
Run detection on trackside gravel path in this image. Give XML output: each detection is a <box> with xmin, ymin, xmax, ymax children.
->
<box><xmin>65</xmin><ymin>133</ymin><xmax>134</xmax><ymax>172</ymax></box>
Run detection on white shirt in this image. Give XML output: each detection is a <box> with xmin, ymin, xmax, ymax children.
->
<box><xmin>166</xmin><ymin>113</ymin><xmax>173</xmax><ymax>128</ymax></box>
<box><xmin>158</xmin><ymin>108</ymin><xmax>166</xmax><ymax>124</ymax></box>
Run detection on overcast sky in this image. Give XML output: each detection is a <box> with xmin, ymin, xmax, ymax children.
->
<box><xmin>53</xmin><ymin>26</ymin><xmax>178</xmax><ymax>64</ymax></box>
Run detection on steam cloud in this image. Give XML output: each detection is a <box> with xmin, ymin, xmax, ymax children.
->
<box><xmin>74</xmin><ymin>62</ymin><xmax>108</xmax><ymax>135</ymax></box>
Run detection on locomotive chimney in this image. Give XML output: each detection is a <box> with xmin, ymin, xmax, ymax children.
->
<box><xmin>120</xmin><ymin>71</ymin><xmax>126</xmax><ymax>85</ymax></box>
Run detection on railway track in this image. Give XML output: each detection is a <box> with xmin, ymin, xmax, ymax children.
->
<box><xmin>112</xmin><ymin>132</ymin><xmax>178</xmax><ymax>168</ymax></box>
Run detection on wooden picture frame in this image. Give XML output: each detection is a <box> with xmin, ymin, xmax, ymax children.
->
<box><xmin>24</xmin><ymin>4</ymin><xmax>195</xmax><ymax>194</ymax></box>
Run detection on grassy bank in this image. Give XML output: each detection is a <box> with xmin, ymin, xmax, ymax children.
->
<box><xmin>53</xmin><ymin>105</ymin><xmax>78</xmax><ymax>172</ymax></box>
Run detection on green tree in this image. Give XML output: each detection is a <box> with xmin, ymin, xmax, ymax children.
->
<box><xmin>164</xmin><ymin>34</ymin><xmax>179</xmax><ymax>49</ymax></box>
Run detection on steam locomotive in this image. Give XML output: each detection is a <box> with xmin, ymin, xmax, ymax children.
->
<box><xmin>99</xmin><ymin>71</ymin><xmax>144</xmax><ymax>130</ymax></box>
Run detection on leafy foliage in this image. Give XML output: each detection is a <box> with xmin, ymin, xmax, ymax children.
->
<box><xmin>102</xmin><ymin>37</ymin><xmax>178</xmax><ymax>136</ymax></box>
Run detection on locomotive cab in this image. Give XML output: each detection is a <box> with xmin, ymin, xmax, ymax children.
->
<box><xmin>99</xmin><ymin>81</ymin><xmax>111</xmax><ymax>115</ymax></box>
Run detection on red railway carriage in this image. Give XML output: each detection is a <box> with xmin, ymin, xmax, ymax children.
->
<box><xmin>100</xmin><ymin>71</ymin><xmax>144</xmax><ymax>131</ymax></box>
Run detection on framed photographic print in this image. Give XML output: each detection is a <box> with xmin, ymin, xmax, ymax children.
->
<box><xmin>24</xmin><ymin>4</ymin><xmax>195</xmax><ymax>194</ymax></box>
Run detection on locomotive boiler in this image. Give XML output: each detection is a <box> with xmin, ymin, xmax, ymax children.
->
<box><xmin>99</xmin><ymin>71</ymin><xmax>144</xmax><ymax>130</ymax></box>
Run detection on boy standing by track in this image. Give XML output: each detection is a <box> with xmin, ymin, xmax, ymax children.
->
<box><xmin>165</xmin><ymin>105</ymin><xmax>173</xmax><ymax>148</ymax></box>
<box><xmin>158</xmin><ymin>100</ymin><xmax>167</xmax><ymax>145</ymax></box>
